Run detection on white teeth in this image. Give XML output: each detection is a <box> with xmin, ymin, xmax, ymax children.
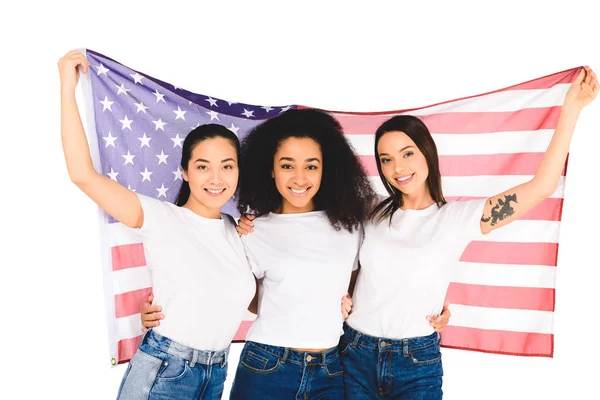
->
<box><xmin>397</xmin><ymin>174</ymin><xmax>412</xmax><ymax>182</ymax></box>
<box><xmin>206</xmin><ymin>188</ymin><xmax>225</xmax><ymax>194</ymax></box>
<box><xmin>290</xmin><ymin>188</ymin><xmax>309</xmax><ymax>194</ymax></box>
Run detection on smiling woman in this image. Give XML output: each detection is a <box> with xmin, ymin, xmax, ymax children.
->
<box><xmin>272</xmin><ymin>137</ymin><xmax>323</xmax><ymax>214</ymax></box>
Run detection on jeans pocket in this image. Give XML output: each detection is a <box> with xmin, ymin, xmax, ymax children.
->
<box><xmin>156</xmin><ymin>352</ymin><xmax>190</xmax><ymax>382</ymax></box>
<box><xmin>324</xmin><ymin>355</ymin><xmax>344</xmax><ymax>377</ymax></box>
<box><xmin>239</xmin><ymin>344</ymin><xmax>281</xmax><ymax>374</ymax></box>
<box><xmin>408</xmin><ymin>341</ymin><xmax>441</xmax><ymax>365</ymax></box>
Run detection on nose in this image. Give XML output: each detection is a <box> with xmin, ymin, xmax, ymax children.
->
<box><xmin>209</xmin><ymin>168</ymin><xmax>223</xmax><ymax>184</ymax></box>
<box><xmin>293</xmin><ymin>169</ymin><xmax>308</xmax><ymax>185</ymax></box>
<box><xmin>393</xmin><ymin>160</ymin><xmax>406</xmax><ymax>173</ymax></box>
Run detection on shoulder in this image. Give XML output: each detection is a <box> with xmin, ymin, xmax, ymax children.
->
<box><xmin>440</xmin><ymin>199</ymin><xmax>487</xmax><ymax>220</ymax></box>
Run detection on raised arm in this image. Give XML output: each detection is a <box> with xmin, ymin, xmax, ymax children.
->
<box><xmin>59</xmin><ymin>50</ymin><xmax>143</xmax><ymax>228</ymax></box>
<box><xmin>480</xmin><ymin>66</ymin><xmax>598</xmax><ymax>234</ymax></box>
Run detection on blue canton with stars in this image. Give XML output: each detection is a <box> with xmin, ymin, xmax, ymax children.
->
<box><xmin>86</xmin><ymin>49</ymin><xmax>296</xmax><ymax>220</ymax></box>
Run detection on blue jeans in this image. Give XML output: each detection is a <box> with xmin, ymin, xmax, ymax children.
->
<box><xmin>117</xmin><ymin>330</ymin><xmax>229</xmax><ymax>400</ymax></box>
<box><xmin>229</xmin><ymin>341</ymin><xmax>344</xmax><ymax>399</ymax></box>
<box><xmin>339</xmin><ymin>324</ymin><xmax>443</xmax><ymax>399</ymax></box>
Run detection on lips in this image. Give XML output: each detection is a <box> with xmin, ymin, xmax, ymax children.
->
<box><xmin>289</xmin><ymin>187</ymin><xmax>310</xmax><ymax>196</ymax></box>
<box><xmin>204</xmin><ymin>188</ymin><xmax>226</xmax><ymax>196</ymax></box>
<box><xmin>394</xmin><ymin>173</ymin><xmax>414</xmax><ymax>186</ymax></box>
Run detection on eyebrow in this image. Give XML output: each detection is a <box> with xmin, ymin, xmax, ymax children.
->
<box><xmin>379</xmin><ymin>145</ymin><xmax>415</xmax><ymax>156</ymax></box>
<box><xmin>194</xmin><ymin>158</ymin><xmax>236</xmax><ymax>163</ymax></box>
<box><xmin>278</xmin><ymin>157</ymin><xmax>321</xmax><ymax>163</ymax></box>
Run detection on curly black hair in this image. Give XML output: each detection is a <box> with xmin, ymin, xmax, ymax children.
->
<box><xmin>237</xmin><ymin>108</ymin><xmax>375</xmax><ymax>232</ymax></box>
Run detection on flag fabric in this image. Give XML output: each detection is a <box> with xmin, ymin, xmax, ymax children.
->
<box><xmin>80</xmin><ymin>48</ymin><xmax>578</xmax><ymax>365</ymax></box>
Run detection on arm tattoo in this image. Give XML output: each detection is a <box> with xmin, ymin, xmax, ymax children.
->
<box><xmin>481</xmin><ymin>194</ymin><xmax>518</xmax><ymax>226</ymax></box>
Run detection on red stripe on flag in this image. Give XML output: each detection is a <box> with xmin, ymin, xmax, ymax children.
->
<box><xmin>446</xmin><ymin>283</ymin><xmax>555</xmax><ymax>311</ymax></box>
<box><xmin>503</xmin><ymin>67</ymin><xmax>580</xmax><ymax>91</ymax></box>
<box><xmin>446</xmin><ymin>197</ymin><xmax>563</xmax><ymax>221</ymax></box>
<box><xmin>115</xmin><ymin>287</ymin><xmax>153</xmax><ymax>318</ymax></box>
<box><xmin>112</xmin><ymin>243</ymin><xmax>146</xmax><ymax>271</ymax></box>
<box><xmin>232</xmin><ymin>320</ymin><xmax>254</xmax><ymax>342</ymax></box>
<box><xmin>460</xmin><ymin>242</ymin><xmax>558</xmax><ymax>266</ymax></box>
<box><xmin>440</xmin><ymin>325</ymin><xmax>553</xmax><ymax>357</ymax></box>
<box><xmin>336</xmin><ymin>107</ymin><xmax>562</xmax><ymax>135</ymax></box>
<box><xmin>118</xmin><ymin>335</ymin><xmax>143</xmax><ymax>364</ymax></box>
<box><xmin>360</xmin><ymin>153</ymin><xmax>565</xmax><ymax>177</ymax></box>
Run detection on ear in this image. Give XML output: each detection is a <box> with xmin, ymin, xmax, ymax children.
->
<box><xmin>183</xmin><ymin>170</ymin><xmax>189</xmax><ymax>182</ymax></box>
<box><xmin>271</xmin><ymin>169</ymin><xmax>274</xmax><ymax>179</ymax></box>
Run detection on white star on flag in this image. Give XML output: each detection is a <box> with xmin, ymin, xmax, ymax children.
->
<box><xmin>119</xmin><ymin>116</ymin><xmax>133</xmax><ymax>130</ymax></box>
<box><xmin>153</xmin><ymin>118</ymin><xmax>166</xmax><ymax>131</ymax></box>
<box><xmin>122</xmin><ymin>151</ymin><xmax>135</xmax><ymax>165</ymax></box>
<box><xmin>140</xmin><ymin>167</ymin><xmax>153</xmax><ymax>182</ymax></box>
<box><xmin>156</xmin><ymin>183</ymin><xmax>169</xmax><ymax>198</ymax></box>
<box><xmin>100</xmin><ymin>96</ymin><xmax>114</xmax><ymax>112</ymax></box>
<box><xmin>138</xmin><ymin>133</ymin><xmax>151</xmax><ymax>148</ymax></box>
<box><xmin>157</xmin><ymin>150</ymin><xmax>169</xmax><ymax>165</ymax></box>
<box><xmin>102</xmin><ymin>132</ymin><xmax>117</xmax><ymax>147</ymax></box>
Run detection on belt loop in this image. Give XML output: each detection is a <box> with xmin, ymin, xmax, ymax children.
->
<box><xmin>321</xmin><ymin>349</ymin><xmax>328</xmax><ymax>365</ymax></box>
<box><xmin>281</xmin><ymin>347</ymin><xmax>289</xmax><ymax>363</ymax></box>
<box><xmin>402</xmin><ymin>339</ymin><xmax>408</xmax><ymax>357</ymax></box>
<box><xmin>352</xmin><ymin>330</ymin><xmax>361</xmax><ymax>347</ymax></box>
<box><xmin>221</xmin><ymin>347</ymin><xmax>229</xmax><ymax>367</ymax></box>
<box><xmin>190</xmin><ymin>349</ymin><xmax>198</xmax><ymax>368</ymax></box>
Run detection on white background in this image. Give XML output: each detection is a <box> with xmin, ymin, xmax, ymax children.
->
<box><xmin>2</xmin><ymin>1</ymin><xmax>599</xmax><ymax>399</ymax></box>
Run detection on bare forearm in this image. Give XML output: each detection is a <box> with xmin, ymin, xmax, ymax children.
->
<box><xmin>532</xmin><ymin>106</ymin><xmax>580</xmax><ymax>196</ymax></box>
<box><xmin>61</xmin><ymin>89</ymin><xmax>95</xmax><ymax>184</ymax></box>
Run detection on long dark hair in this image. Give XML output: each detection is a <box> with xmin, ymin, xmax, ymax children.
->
<box><xmin>175</xmin><ymin>124</ymin><xmax>241</xmax><ymax>206</ymax></box>
<box><xmin>237</xmin><ymin>108</ymin><xmax>375</xmax><ymax>232</ymax></box>
<box><xmin>370</xmin><ymin>115</ymin><xmax>446</xmax><ymax>223</ymax></box>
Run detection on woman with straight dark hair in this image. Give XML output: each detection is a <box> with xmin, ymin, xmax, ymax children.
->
<box><xmin>59</xmin><ymin>50</ymin><xmax>255</xmax><ymax>399</ymax></box>
<box><xmin>339</xmin><ymin>67</ymin><xmax>599</xmax><ymax>399</ymax></box>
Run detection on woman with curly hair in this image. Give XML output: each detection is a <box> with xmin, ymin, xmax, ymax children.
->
<box><xmin>227</xmin><ymin>107</ymin><xmax>374</xmax><ymax>399</ymax></box>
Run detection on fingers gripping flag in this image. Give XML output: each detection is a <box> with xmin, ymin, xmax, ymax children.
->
<box><xmin>80</xmin><ymin>49</ymin><xmax>579</xmax><ymax>365</ymax></box>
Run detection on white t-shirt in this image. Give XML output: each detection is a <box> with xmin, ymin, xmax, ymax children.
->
<box><xmin>347</xmin><ymin>199</ymin><xmax>486</xmax><ymax>339</ymax></box>
<box><xmin>136</xmin><ymin>194</ymin><xmax>256</xmax><ymax>350</ymax></box>
<box><xmin>242</xmin><ymin>211</ymin><xmax>362</xmax><ymax>349</ymax></box>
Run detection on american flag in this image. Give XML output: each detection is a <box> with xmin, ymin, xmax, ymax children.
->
<box><xmin>80</xmin><ymin>48</ymin><xmax>577</xmax><ymax>365</ymax></box>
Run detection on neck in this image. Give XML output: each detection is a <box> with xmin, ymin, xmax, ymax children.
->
<box><xmin>183</xmin><ymin>196</ymin><xmax>221</xmax><ymax>219</ymax></box>
<box><xmin>279</xmin><ymin>199</ymin><xmax>315</xmax><ymax>214</ymax></box>
<box><xmin>400</xmin><ymin>186</ymin><xmax>435</xmax><ymax>210</ymax></box>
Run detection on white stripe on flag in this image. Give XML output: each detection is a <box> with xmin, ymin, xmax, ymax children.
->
<box><xmin>449</xmin><ymin>304</ymin><xmax>554</xmax><ymax>334</ymax></box>
<box><xmin>337</xmin><ymin>85</ymin><xmax>569</xmax><ymax>116</ymax></box>
<box><xmin>452</xmin><ymin>262</ymin><xmax>556</xmax><ymax>288</ymax></box>
<box><xmin>348</xmin><ymin>130</ymin><xmax>555</xmax><ymax>156</ymax></box>
<box><xmin>113</xmin><ymin>266</ymin><xmax>152</xmax><ymax>295</ymax></box>
<box><xmin>482</xmin><ymin>220</ymin><xmax>560</xmax><ymax>243</ymax></box>
<box><xmin>115</xmin><ymin>313</ymin><xmax>144</xmax><ymax>341</ymax></box>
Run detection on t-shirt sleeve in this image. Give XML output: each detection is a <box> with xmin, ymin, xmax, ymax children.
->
<box><xmin>445</xmin><ymin>199</ymin><xmax>487</xmax><ymax>240</ymax></box>
<box><xmin>136</xmin><ymin>194</ymin><xmax>171</xmax><ymax>236</ymax></box>
<box><xmin>241</xmin><ymin>237</ymin><xmax>265</xmax><ymax>279</ymax></box>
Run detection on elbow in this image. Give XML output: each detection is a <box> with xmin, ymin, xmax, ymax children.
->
<box><xmin>68</xmin><ymin>169</ymin><xmax>94</xmax><ymax>187</ymax></box>
<box><xmin>530</xmin><ymin>178</ymin><xmax>557</xmax><ymax>200</ymax></box>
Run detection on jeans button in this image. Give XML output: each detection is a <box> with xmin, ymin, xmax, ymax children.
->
<box><xmin>306</xmin><ymin>355</ymin><xmax>313</xmax><ymax>362</ymax></box>
<box><xmin>381</xmin><ymin>341</ymin><xmax>388</xmax><ymax>347</ymax></box>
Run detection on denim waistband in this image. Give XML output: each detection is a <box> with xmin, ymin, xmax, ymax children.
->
<box><xmin>247</xmin><ymin>341</ymin><xmax>339</xmax><ymax>366</ymax></box>
<box><xmin>343</xmin><ymin>323</ymin><xmax>439</xmax><ymax>351</ymax></box>
<box><xmin>143</xmin><ymin>329</ymin><xmax>229</xmax><ymax>367</ymax></box>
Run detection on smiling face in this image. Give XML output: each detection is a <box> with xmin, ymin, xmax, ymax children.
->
<box><xmin>377</xmin><ymin>130</ymin><xmax>430</xmax><ymax>197</ymax></box>
<box><xmin>272</xmin><ymin>137</ymin><xmax>323</xmax><ymax>214</ymax></box>
<box><xmin>182</xmin><ymin>137</ymin><xmax>239</xmax><ymax>216</ymax></box>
